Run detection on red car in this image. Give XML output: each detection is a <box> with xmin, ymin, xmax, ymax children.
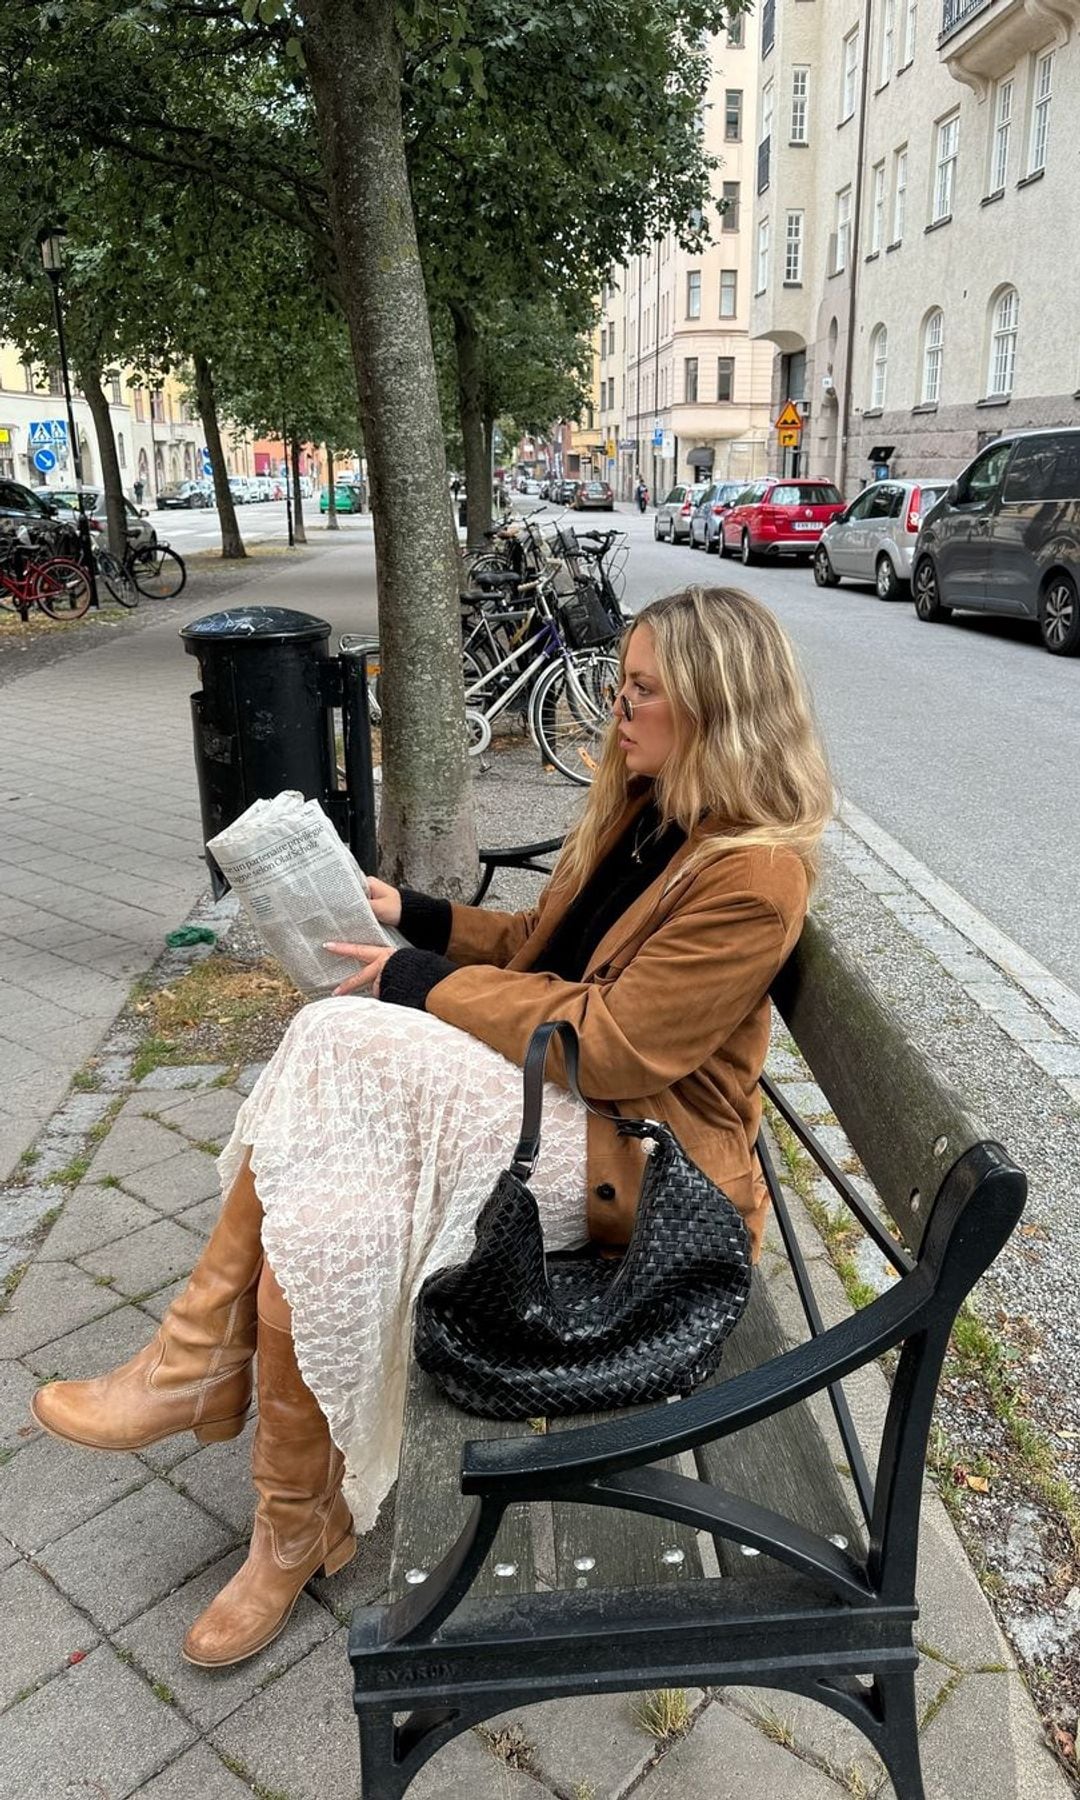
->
<box><xmin>721</xmin><ymin>478</ymin><xmax>846</xmax><ymax>564</ymax></box>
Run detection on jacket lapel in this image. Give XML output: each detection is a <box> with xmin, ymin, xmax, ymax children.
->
<box><xmin>506</xmin><ymin>789</ymin><xmax>652</xmax><ymax>972</ymax></box>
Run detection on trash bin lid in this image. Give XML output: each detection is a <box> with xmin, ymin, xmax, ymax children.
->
<box><xmin>180</xmin><ymin>607</ymin><xmax>331</xmax><ymax>649</ymax></box>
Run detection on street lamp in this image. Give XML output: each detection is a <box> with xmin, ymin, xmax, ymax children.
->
<box><xmin>37</xmin><ymin>226</ymin><xmax>97</xmax><ymax>606</ymax></box>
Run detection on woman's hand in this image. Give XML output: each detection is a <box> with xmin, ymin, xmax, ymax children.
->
<box><xmin>324</xmin><ymin>943</ymin><xmax>396</xmax><ymax>998</ymax></box>
<box><xmin>366</xmin><ymin>877</ymin><xmax>402</xmax><ymax>928</ymax></box>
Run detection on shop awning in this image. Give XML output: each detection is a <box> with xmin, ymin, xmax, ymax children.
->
<box><xmin>687</xmin><ymin>445</ymin><xmax>714</xmax><ymax>467</ymax></box>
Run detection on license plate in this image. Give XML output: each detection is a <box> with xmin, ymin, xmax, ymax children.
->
<box><xmin>792</xmin><ymin>521</ymin><xmax>819</xmax><ymax>531</ymax></box>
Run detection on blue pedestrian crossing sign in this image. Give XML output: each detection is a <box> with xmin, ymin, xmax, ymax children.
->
<box><xmin>33</xmin><ymin>446</ymin><xmax>57</xmax><ymax>474</ymax></box>
<box><xmin>28</xmin><ymin>419</ymin><xmax>68</xmax><ymax>447</ymax></box>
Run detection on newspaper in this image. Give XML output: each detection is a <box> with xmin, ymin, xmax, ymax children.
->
<box><xmin>207</xmin><ymin>791</ymin><xmax>406</xmax><ymax>998</ymax></box>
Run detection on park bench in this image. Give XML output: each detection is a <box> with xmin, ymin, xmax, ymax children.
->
<box><xmin>348</xmin><ymin>906</ymin><xmax>1026</xmax><ymax>1800</ymax></box>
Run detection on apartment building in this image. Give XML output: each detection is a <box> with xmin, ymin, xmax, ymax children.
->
<box><xmin>595</xmin><ymin>18</ymin><xmax>775</xmax><ymax>500</ymax></box>
<box><xmin>751</xmin><ymin>0</ymin><xmax>1080</xmax><ymax>490</ymax></box>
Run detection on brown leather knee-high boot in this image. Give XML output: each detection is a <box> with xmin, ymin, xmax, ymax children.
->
<box><xmin>31</xmin><ymin>1155</ymin><xmax>263</xmax><ymax>1451</ymax></box>
<box><xmin>182</xmin><ymin>1259</ymin><xmax>355</xmax><ymax>1668</ymax></box>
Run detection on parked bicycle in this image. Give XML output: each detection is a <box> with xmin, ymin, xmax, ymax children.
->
<box><xmin>95</xmin><ymin>538</ymin><xmax>187</xmax><ymax>608</ymax></box>
<box><xmin>0</xmin><ymin>529</ymin><xmax>92</xmax><ymax>621</ymax></box>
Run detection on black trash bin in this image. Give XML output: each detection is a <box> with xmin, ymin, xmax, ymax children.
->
<box><xmin>181</xmin><ymin>605</ymin><xmax>377</xmax><ymax>896</ymax></box>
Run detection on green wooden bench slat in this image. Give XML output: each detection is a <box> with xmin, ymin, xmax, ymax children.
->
<box><xmin>549</xmin><ymin>1407</ymin><xmax>705</xmax><ymax>1594</ymax></box>
<box><xmin>388</xmin><ymin>1364</ymin><xmax>538</xmax><ymax>1602</ymax></box>
<box><xmin>693</xmin><ymin>1270</ymin><xmax>866</xmax><ymax>1580</ymax></box>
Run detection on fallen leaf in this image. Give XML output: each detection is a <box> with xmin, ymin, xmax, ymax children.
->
<box><xmin>965</xmin><ymin>1474</ymin><xmax>991</xmax><ymax>1494</ymax></box>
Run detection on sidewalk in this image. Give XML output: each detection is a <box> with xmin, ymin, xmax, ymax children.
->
<box><xmin>0</xmin><ymin>734</ymin><xmax>1071</xmax><ymax>1799</ymax></box>
<box><xmin>0</xmin><ymin>532</ymin><xmax>378</xmax><ymax>1183</ymax></box>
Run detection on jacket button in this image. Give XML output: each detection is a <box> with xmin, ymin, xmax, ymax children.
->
<box><xmin>595</xmin><ymin>1182</ymin><xmax>616</xmax><ymax>1200</ymax></box>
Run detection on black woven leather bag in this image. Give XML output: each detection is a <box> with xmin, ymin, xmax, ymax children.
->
<box><xmin>413</xmin><ymin>1020</ymin><xmax>753</xmax><ymax>1419</ymax></box>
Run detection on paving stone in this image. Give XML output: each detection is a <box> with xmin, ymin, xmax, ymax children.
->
<box><xmin>157</xmin><ymin>1087</ymin><xmax>244</xmax><ymax>1146</ymax></box>
<box><xmin>0</xmin><ymin>1559</ymin><xmax>100</xmax><ymax>1709</ymax></box>
<box><xmin>0</xmin><ymin>1259</ymin><xmax>117</xmax><ymax>1357</ymax></box>
<box><xmin>37</xmin><ymin>1182</ymin><xmax>159</xmax><ymax>1260</ymax></box>
<box><xmin>137</xmin><ymin>1062</ymin><xmax>229</xmax><ymax>1091</ymax></box>
<box><xmin>486</xmin><ymin>1689</ymin><xmax>686</xmax><ymax>1800</ymax></box>
<box><xmin>87</xmin><ymin>1112</ymin><xmax>183</xmax><ymax>1179</ymax></box>
<box><xmin>43</xmin><ymin>1091</ymin><xmax>116</xmax><ymax>1136</ymax></box>
<box><xmin>0</xmin><ymin>1533</ymin><xmax>17</xmax><ymax>1572</ymax></box>
<box><xmin>0</xmin><ymin>1643</ymin><xmax>194</xmax><ymax>1800</ymax></box>
<box><xmin>128</xmin><ymin>1742</ymin><xmax>257</xmax><ymax>1799</ymax></box>
<box><xmin>24</xmin><ymin>1302</ymin><xmax>157</xmax><ymax>1382</ymax></box>
<box><xmin>125</xmin><ymin>1147</ymin><xmax>223</xmax><ymax>1215</ymax></box>
<box><xmin>93</xmin><ymin>1051</ymin><xmax>137</xmax><ymax>1088</ymax></box>
<box><xmin>236</xmin><ymin>1062</ymin><xmax>267</xmax><ymax>1095</ymax></box>
<box><xmin>918</xmin><ymin>1670</ymin><xmax>1071</xmax><ymax>1800</ymax></box>
<box><xmin>138</xmin><ymin>1277</ymin><xmax>187</xmax><ymax>1322</ymax></box>
<box><xmin>169</xmin><ymin>1420</ymin><xmax>257</xmax><ymax>1536</ymax></box>
<box><xmin>776</xmin><ymin>1079</ymin><xmax>835</xmax><ymax>1120</ymax></box>
<box><xmin>722</xmin><ymin>1668</ymin><xmax>957</xmax><ymax>1794</ymax></box>
<box><xmin>211</xmin><ymin>1630</ymin><xmax>361</xmax><ymax>1799</ymax></box>
<box><xmin>630</xmin><ymin>1697</ymin><xmax>842</xmax><ymax>1797</ymax></box>
<box><xmin>308</xmin><ymin>1489</ymin><xmax>395</xmax><ymax>1618</ymax></box>
<box><xmin>42</xmin><ymin>1477</ymin><xmax>233</xmax><ymax>1631</ymax></box>
<box><xmin>0</xmin><ymin>1182</ymin><xmax>61</xmax><ymax>1242</ymax></box>
<box><xmin>0</xmin><ymin>1357</ymin><xmax>41</xmax><ymax>1452</ymax></box>
<box><xmin>175</xmin><ymin>1195</ymin><xmax>224</xmax><ymax>1238</ymax></box>
<box><xmin>117</xmin><ymin>1548</ymin><xmax>338</xmax><ymax>1733</ymax></box>
<box><xmin>78</xmin><ymin>1216</ymin><xmax>203</xmax><ymax>1298</ymax></box>
<box><xmin>0</xmin><ymin>1431</ymin><xmax>146</xmax><ymax>1553</ymax></box>
<box><xmin>914</xmin><ymin>1492</ymin><xmax>1016</xmax><ymax>1672</ymax></box>
<box><xmin>407</xmin><ymin>1726</ymin><xmax>552</xmax><ymax>1797</ymax></box>
<box><xmin>1025</xmin><ymin>1040</ymin><xmax>1080</xmax><ymax>1078</ymax></box>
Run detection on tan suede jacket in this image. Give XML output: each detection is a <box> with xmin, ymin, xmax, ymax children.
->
<box><xmin>426</xmin><ymin>796</ymin><xmax>808</xmax><ymax>1259</ymax></box>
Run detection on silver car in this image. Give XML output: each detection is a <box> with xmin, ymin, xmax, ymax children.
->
<box><xmin>689</xmin><ymin>480</ymin><xmax>747</xmax><ymax>551</ymax></box>
<box><xmin>33</xmin><ymin>487</ymin><xmax>157</xmax><ymax>551</ymax></box>
<box><xmin>654</xmin><ymin>482</ymin><xmax>709</xmax><ymax>544</ymax></box>
<box><xmin>813</xmin><ymin>478</ymin><xmax>951</xmax><ymax>599</ymax></box>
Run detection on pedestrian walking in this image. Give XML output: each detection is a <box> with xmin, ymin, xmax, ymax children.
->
<box><xmin>133</xmin><ymin>478</ymin><xmax>145</xmax><ymax>505</ymax></box>
<box><xmin>635</xmin><ymin>474</ymin><xmax>649</xmax><ymax>513</ymax></box>
<box><xmin>30</xmin><ymin>587</ymin><xmax>831</xmax><ymax>1669</ymax></box>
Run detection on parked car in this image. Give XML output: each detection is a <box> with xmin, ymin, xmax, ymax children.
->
<box><xmin>689</xmin><ymin>481</ymin><xmax>747</xmax><ymax>552</ymax></box>
<box><xmin>520</xmin><ymin>477</ymin><xmax>543</xmax><ymax>496</ymax></box>
<box><xmin>911</xmin><ymin>428</ymin><xmax>1080</xmax><ymax>655</ymax></box>
<box><xmin>720</xmin><ymin>478</ymin><xmax>846</xmax><ymax>563</ymax></box>
<box><xmin>158</xmin><ymin>480</ymin><xmax>210</xmax><ymax>510</ymax></box>
<box><xmin>320</xmin><ymin>483</ymin><xmax>365</xmax><ymax>514</ymax></box>
<box><xmin>227</xmin><ymin>475</ymin><xmax>253</xmax><ymax>504</ymax></box>
<box><xmin>3</xmin><ymin>479</ymin><xmax>70</xmax><ymax>535</ymax></box>
<box><xmin>813</xmin><ymin>478</ymin><xmax>952</xmax><ymax>599</ymax></box>
<box><xmin>654</xmin><ymin>482</ymin><xmax>708</xmax><ymax>543</ymax></box>
<box><xmin>31</xmin><ymin>486</ymin><xmax>156</xmax><ymax>550</ymax></box>
<box><xmin>573</xmin><ymin>479</ymin><xmax>614</xmax><ymax>512</ymax></box>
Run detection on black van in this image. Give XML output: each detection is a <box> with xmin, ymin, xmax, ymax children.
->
<box><xmin>911</xmin><ymin>428</ymin><xmax>1080</xmax><ymax>656</ymax></box>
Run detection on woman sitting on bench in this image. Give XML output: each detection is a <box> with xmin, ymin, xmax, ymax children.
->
<box><xmin>32</xmin><ymin>585</ymin><xmax>832</xmax><ymax>1670</ymax></box>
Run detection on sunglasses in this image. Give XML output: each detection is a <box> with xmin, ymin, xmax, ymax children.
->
<box><xmin>604</xmin><ymin>685</ymin><xmax>668</xmax><ymax>723</ymax></box>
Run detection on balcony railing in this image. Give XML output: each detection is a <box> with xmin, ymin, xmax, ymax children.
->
<box><xmin>757</xmin><ymin>136</ymin><xmax>771</xmax><ymax>196</ymax></box>
<box><xmin>939</xmin><ymin>0</ymin><xmax>993</xmax><ymax>40</ymax></box>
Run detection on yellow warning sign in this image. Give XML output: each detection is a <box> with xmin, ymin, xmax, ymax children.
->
<box><xmin>778</xmin><ymin>428</ymin><xmax>801</xmax><ymax>448</ymax></box>
<box><xmin>774</xmin><ymin>399</ymin><xmax>803</xmax><ymax>432</ymax></box>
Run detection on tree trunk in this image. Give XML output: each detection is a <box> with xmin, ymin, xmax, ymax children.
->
<box><xmin>79</xmin><ymin>362</ymin><xmax>127</xmax><ymax>558</ymax></box>
<box><xmin>483</xmin><ymin>415</ymin><xmax>499</xmax><ymax>516</ymax></box>
<box><xmin>289</xmin><ymin>436</ymin><xmax>308</xmax><ymax>543</ymax></box>
<box><xmin>300</xmin><ymin>0</ymin><xmax>476</xmax><ymax>896</ymax></box>
<box><xmin>451</xmin><ymin>303</ymin><xmax>493</xmax><ymax>549</ymax></box>
<box><xmin>193</xmin><ymin>353</ymin><xmax>245</xmax><ymax>559</ymax></box>
<box><xmin>325</xmin><ymin>444</ymin><xmax>339</xmax><ymax>529</ymax></box>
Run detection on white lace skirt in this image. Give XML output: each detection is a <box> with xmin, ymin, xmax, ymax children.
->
<box><xmin>217</xmin><ymin>998</ymin><xmax>589</xmax><ymax>1533</ymax></box>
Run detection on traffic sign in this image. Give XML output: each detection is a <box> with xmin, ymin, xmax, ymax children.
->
<box><xmin>33</xmin><ymin>446</ymin><xmax>57</xmax><ymax>473</ymax></box>
<box><xmin>199</xmin><ymin>447</ymin><xmax>212</xmax><ymax>476</ymax></box>
<box><xmin>778</xmin><ymin>428</ymin><xmax>801</xmax><ymax>449</ymax></box>
<box><xmin>28</xmin><ymin>419</ymin><xmax>68</xmax><ymax>447</ymax></box>
<box><xmin>774</xmin><ymin>400</ymin><xmax>803</xmax><ymax>432</ymax></box>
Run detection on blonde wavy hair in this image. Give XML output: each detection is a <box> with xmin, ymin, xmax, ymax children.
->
<box><xmin>556</xmin><ymin>585</ymin><xmax>834</xmax><ymax>897</ymax></box>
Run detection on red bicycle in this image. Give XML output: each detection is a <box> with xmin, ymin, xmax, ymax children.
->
<box><xmin>0</xmin><ymin>532</ymin><xmax>92</xmax><ymax>621</ymax></box>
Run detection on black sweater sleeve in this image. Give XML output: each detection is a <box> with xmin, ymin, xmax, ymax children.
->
<box><xmin>379</xmin><ymin>947</ymin><xmax>455</xmax><ymax>1010</ymax></box>
<box><xmin>398</xmin><ymin>888</ymin><xmax>453</xmax><ymax>955</ymax></box>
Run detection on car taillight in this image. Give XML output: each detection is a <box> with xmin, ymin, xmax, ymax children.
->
<box><xmin>680</xmin><ymin>501</ymin><xmax>692</xmax><ymax>515</ymax></box>
<box><xmin>712</xmin><ymin>504</ymin><xmax>726</xmax><ymax>515</ymax></box>
<box><xmin>906</xmin><ymin>487</ymin><xmax>922</xmax><ymax>534</ymax></box>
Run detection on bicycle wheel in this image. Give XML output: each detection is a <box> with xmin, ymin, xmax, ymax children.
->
<box><xmin>529</xmin><ymin>650</ymin><xmax>618</xmax><ymax>785</ymax></box>
<box><xmin>33</xmin><ymin>557</ymin><xmax>92</xmax><ymax>621</ymax></box>
<box><xmin>96</xmin><ymin>549</ymin><xmax>139</xmax><ymax>609</ymax></box>
<box><xmin>132</xmin><ymin>545</ymin><xmax>186</xmax><ymax>599</ymax></box>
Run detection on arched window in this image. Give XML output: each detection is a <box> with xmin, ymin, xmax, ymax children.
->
<box><xmin>988</xmin><ymin>287</ymin><xmax>1018</xmax><ymax>397</ymax></box>
<box><xmin>870</xmin><ymin>325</ymin><xmax>888</xmax><ymax>410</ymax></box>
<box><xmin>921</xmin><ymin>310</ymin><xmax>944</xmax><ymax>405</ymax></box>
<box><xmin>117</xmin><ymin>432</ymin><xmax>127</xmax><ymax>470</ymax></box>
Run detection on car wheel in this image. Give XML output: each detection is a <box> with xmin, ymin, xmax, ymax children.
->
<box><xmin>653</xmin><ymin>518</ymin><xmax>661</xmax><ymax>540</ymax></box>
<box><xmin>706</xmin><ymin>528</ymin><xmax>719</xmax><ymax>554</ymax></box>
<box><xmin>813</xmin><ymin>547</ymin><xmax>839</xmax><ymax>588</ymax></box>
<box><xmin>718</xmin><ymin>528</ymin><xmax>730</xmax><ymax>559</ymax></box>
<box><xmin>913</xmin><ymin>557</ymin><xmax>950</xmax><ymax>622</ymax></box>
<box><xmin>875</xmin><ymin>555</ymin><xmax>902</xmax><ymax>600</ymax></box>
<box><xmin>1039</xmin><ymin>572</ymin><xmax>1080</xmax><ymax>655</ymax></box>
<box><xmin>740</xmin><ymin>530</ymin><xmax>756</xmax><ymax>566</ymax></box>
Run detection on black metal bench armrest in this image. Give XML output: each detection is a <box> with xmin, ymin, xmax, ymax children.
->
<box><xmin>470</xmin><ymin>836</ymin><xmax>566</xmax><ymax>905</ymax></box>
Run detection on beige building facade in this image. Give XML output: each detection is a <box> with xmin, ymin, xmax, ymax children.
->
<box><xmin>595</xmin><ymin>18</ymin><xmax>775</xmax><ymax>500</ymax></box>
<box><xmin>750</xmin><ymin>0</ymin><xmax>1080</xmax><ymax>492</ymax></box>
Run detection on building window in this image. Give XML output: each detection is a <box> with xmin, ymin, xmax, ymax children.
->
<box><xmin>991</xmin><ymin>77</ymin><xmax>1013</xmax><ymax>191</ymax></box>
<box><xmin>1029</xmin><ymin>50</ymin><xmax>1053</xmax><ymax>175</ymax></box>
<box><xmin>684</xmin><ymin>357</ymin><xmax>699</xmax><ymax>404</ymax></box>
<box><xmin>48</xmin><ymin>366</ymin><xmax>64</xmax><ymax>397</ymax></box>
<box><xmin>686</xmin><ymin>270</ymin><xmax>702</xmax><ymax>318</ymax></box>
<box><xmin>879</xmin><ymin>0</ymin><xmax>895</xmax><ymax>84</ymax></box>
<box><xmin>725</xmin><ymin>90</ymin><xmax>743</xmax><ymax>141</ymax></box>
<box><xmin>150</xmin><ymin>389</ymin><xmax>165</xmax><ymax>423</ymax></box>
<box><xmin>719</xmin><ymin>269</ymin><xmax>738</xmax><ymax>317</ymax></box>
<box><xmin>106</xmin><ymin>373</ymin><xmax>122</xmax><ymax>405</ymax></box>
<box><xmin>756</xmin><ymin>216</ymin><xmax>770</xmax><ymax>292</ymax></box>
<box><xmin>903</xmin><ymin>0</ymin><xmax>918</xmax><ymax>62</ymax></box>
<box><xmin>784</xmin><ymin>211</ymin><xmax>804</xmax><ymax>283</ymax></box>
<box><xmin>893</xmin><ymin>146</ymin><xmax>908</xmax><ymax>241</ymax></box>
<box><xmin>717</xmin><ymin>357</ymin><xmax>735</xmax><ymax>403</ymax></box>
<box><xmin>869</xmin><ymin>161</ymin><xmax>885</xmax><ymax>252</ymax></box>
<box><xmin>22</xmin><ymin>362</ymin><xmax>33</xmax><ymax>394</ymax></box>
<box><xmin>133</xmin><ymin>386</ymin><xmax>145</xmax><ymax>422</ymax></box>
<box><xmin>840</xmin><ymin>28</ymin><xmax>859</xmax><ymax>121</ymax></box>
<box><xmin>933</xmin><ymin>114</ymin><xmax>959</xmax><ymax>222</ymax></box>
<box><xmin>727</xmin><ymin>13</ymin><xmax>743</xmax><ymax>45</ymax></box>
<box><xmin>921</xmin><ymin>309</ymin><xmax>944</xmax><ymax>404</ymax></box>
<box><xmin>762</xmin><ymin>0</ymin><xmax>775</xmax><ymax>55</ymax></box>
<box><xmin>870</xmin><ymin>325</ymin><xmax>888</xmax><ymax>409</ymax></box>
<box><xmin>834</xmin><ymin>188</ymin><xmax>852</xmax><ymax>272</ymax></box>
<box><xmin>988</xmin><ymin>287</ymin><xmax>1018</xmax><ymax>396</ymax></box>
<box><xmin>758</xmin><ymin>80</ymin><xmax>773</xmax><ymax>192</ymax></box>
<box><xmin>790</xmin><ymin>66</ymin><xmax>809</xmax><ymax>143</ymax></box>
<box><xmin>722</xmin><ymin>181</ymin><xmax>741</xmax><ymax>231</ymax></box>
<box><xmin>117</xmin><ymin>431</ymin><xmax>127</xmax><ymax>469</ymax></box>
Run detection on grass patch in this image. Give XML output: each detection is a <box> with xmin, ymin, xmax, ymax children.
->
<box><xmin>131</xmin><ymin>955</ymin><xmax>301</xmax><ymax>1075</ymax></box>
<box><xmin>1</xmin><ymin>1262</ymin><xmax>28</xmax><ymax>1310</ymax></box>
<box><xmin>636</xmin><ymin>1689</ymin><xmax>691</xmax><ymax>1742</ymax></box>
<box><xmin>764</xmin><ymin>1102</ymin><xmax>880</xmax><ymax>1314</ymax></box>
<box><xmin>151</xmin><ymin>1680</ymin><xmax>176</xmax><ymax>1704</ymax></box>
<box><xmin>753</xmin><ymin>1706</ymin><xmax>796</xmax><ymax>1748</ymax></box>
<box><xmin>476</xmin><ymin>1724</ymin><xmax>536</xmax><ymax>1771</ymax></box>
<box><xmin>18</xmin><ymin>1147</ymin><xmax>39</xmax><ymax>1171</ymax></box>
<box><xmin>71</xmin><ymin>1068</ymin><xmax>103</xmax><ymax>1093</ymax></box>
<box><xmin>45</xmin><ymin>1153</ymin><xmax>92</xmax><ymax>1189</ymax></box>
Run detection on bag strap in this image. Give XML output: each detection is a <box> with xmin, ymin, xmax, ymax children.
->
<box><xmin>509</xmin><ymin>1019</ymin><xmax>655</xmax><ymax>1180</ymax></box>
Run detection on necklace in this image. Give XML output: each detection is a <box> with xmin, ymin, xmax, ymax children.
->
<box><xmin>631</xmin><ymin>810</ymin><xmax>662</xmax><ymax>864</ymax></box>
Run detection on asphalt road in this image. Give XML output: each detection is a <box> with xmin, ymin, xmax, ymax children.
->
<box><xmin>145</xmin><ymin>497</ymin><xmax>327</xmax><ymax>551</ymax></box>
<box><xmin>535</xmin><ymin>499</ymin><xmax>1080</xmax><ymax>994</ymax></box>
